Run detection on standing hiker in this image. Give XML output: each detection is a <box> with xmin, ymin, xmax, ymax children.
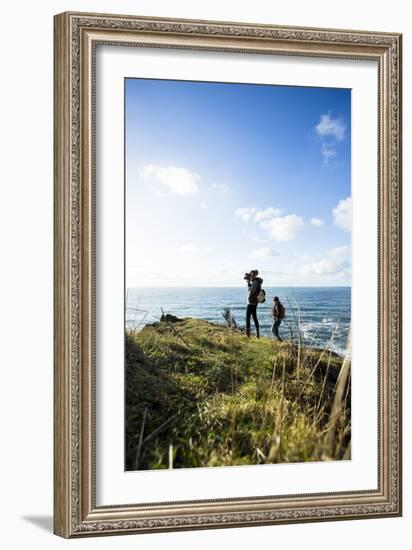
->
<box><xmin>244</xmin><ymin>269</ymin><xmax>264</xmax><ymax>338</ymax></box>
<box><xmin>271</xmin><ymin>296</ymin><xmax>285</xmax><ymax>341</ymax></box>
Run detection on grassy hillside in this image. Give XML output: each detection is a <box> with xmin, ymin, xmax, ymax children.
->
<box><xmin>125</xmin><ymin>316</ymin><xmax>351</xmax><ymax>470</ymax></box>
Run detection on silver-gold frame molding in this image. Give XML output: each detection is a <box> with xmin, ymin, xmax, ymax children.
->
<box><xmin>53</xmin><ymin>11</ymin><xmax>402</xmax><ymax>538</ymax></box>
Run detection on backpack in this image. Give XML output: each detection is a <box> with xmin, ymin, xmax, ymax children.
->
<box><xmin>277</xmin><ymin>302</ymin><xmax>285</xmax><ymax>319</ymax></box>
<box><xmin>257</xmin><ymin>288</ymin><xmax>266</xmax><ymax>304</ymax></box>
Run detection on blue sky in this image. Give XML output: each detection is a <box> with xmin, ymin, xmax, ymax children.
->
<box><xmin>125</xmin><ymin>78</ymin><xmax>351</xmax><ymax>287</ymax></box>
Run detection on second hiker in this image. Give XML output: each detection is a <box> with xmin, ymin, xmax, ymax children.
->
<box><xmin>271</xmin><ymin>296</ymin><xmax>285</xmax><ymax>341</ymax></box>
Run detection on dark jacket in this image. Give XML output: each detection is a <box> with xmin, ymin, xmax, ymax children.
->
<box><xmin>272</xmin><ymin>301</ymin><xmax>284</xmax><ymax>320</ymax></box>
<box><xmin>247</xmin><ymin>277</ymin><xmax>263</xmax><ymax>305</ymax></box>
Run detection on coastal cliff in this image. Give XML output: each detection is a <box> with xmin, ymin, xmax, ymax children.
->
<box><xmin>125</xmin><ymin>317</ymin><xmax>350</xmax><ymax>470</ymax></box>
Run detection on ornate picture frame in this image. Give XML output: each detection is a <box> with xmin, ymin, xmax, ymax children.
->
<box><xmin>53</xmin><ymin>11</ymin><xmax>402</xmax><ymax>538</ymax></box>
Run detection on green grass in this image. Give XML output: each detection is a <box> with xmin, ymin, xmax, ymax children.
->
<box><xmin>125</xmin><ymin>317</ymin><xmax>351</xmax><ymax>470</ymax></box>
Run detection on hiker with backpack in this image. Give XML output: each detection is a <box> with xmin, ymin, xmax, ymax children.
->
<box><xmin>271</xmin><ymin>296</ymin><xmax>285</xmax><ymax>341</ymax></box>
<box><xmin>244</xmin><ymin>269</ymin><xmax>265</xmax><ymax>338</ymax></box>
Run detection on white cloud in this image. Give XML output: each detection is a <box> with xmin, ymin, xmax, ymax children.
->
<box><xmin>143</xmin><ymin>165</ymin><xmax>200</xmax><ymax>195</ymax></box>
<box><xmin>200</xmin><ymin>201</ymin><xmax>207</xmax><ymax>209</ymax></box>
<box><xmin>316</xmin><ymin>114</ymin><xmax>346</xmax><ymax>141</ymax></box>
<box><xmin>333</xmin><ymin>197</ymin><xmax>352</xmax><ymax>232</ymax></box>
<box><xmin>260</xmin><ymin>214</ymin><xmax>304</xmax><ymax>242</ymax></box>
<box><xmin>321</xmin><ymin>142</ymin><xmax>337</xmax><ymax>164</ymax></box>
<box><xmin>300</xmin><ymin>246</ymin><xmax>351</xmax><ymax>278</ymax></box>
<box><xmin>301</xmin><ymin>258</ymin><xmax>347</xmax><ymax>276</ymax></box>
<box><xmin>235</xmin><ymin>207</ymin><xmax>257</xmax><ymax>222</ymax></box>
<box><xmin>329</xmin><ymin>245</ymin><xmax>350</xmax><ymax>259</ymax></box>
<box><xmin>310</xmin><ymin>217</ymin><xmax>324</xmax><ymax>227</ymax></box>
<box><xmin>236</xmin><ymin>208</ymin><xmax>304</xmax><ymax>242</ymax></box>
<box><xmin>254</xmin><ymin>207</ymin><xmax>282</xmax><ymax>221</ymax></box>
<box><xmin>250</xmin><ymin>247</ymin><xmax>279</xmax><ymax>260</ymax></box>
<box><xmin>235</xmin><ymin>207</ymin><xmax>282</xmax><ymax>223</ymax></box>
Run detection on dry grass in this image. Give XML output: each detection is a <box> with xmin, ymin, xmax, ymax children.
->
<box><xmin>125</xmin><ymin>314</ymin><xmax>351</xmax><ymax>470</ymax></box>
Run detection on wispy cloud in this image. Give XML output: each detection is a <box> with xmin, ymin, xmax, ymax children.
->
<box><xmin>316</xmin><ymin>114</ymin><xmax>346</xmax><ymax>141</ymax></box>
<box><xmin>315</xmin><ymin>113</ymin><xmax>346</xmax><ymax>165</ymax></box>
<box><xmin>301</xmin><ymin>257</ymin><xmax>349</xmax><ymax>277</ymax></box>
<box><xmin>235</xmin><ymin>207</ymin><xmax>282</xmax><ymax>223</ymax></box>
<box><xmin>320</xmin><ymin>143</ymin><xmax>337</xmax><ymax>165</ymax></box>
<box><xmin>300</xmin><ymin>246</ymin><xmax>351</xmax><ymax>278</ymax></box>
<box><xmin>254</xmin><ymin>207</ymin><xmax>282</xmax><ymax>221</ymax></box>
<box><xmin>235</xmin><ymin>207</ymin><xmax>257</xmax><ymax>222</ymax></box>
<box><xmin>260</xmin><ymin>214</ymin><xmax>304</xmax><ymax>242</ymax></box>
<box><xmin>310</xmin><ymin>217</ymin><xmax>324</xmax><ymax>227</ymax></box>
<box><xmin>236</xmin><ymin>207</ymin><xmax>304</xmax><ymax>242</ymax></box>
<box><xmin>332</xmin><ymin>197</ymin><xmax>352</xmax><ymax>232</ymax></box>
<box><xmin>250</xmin><ymin>247</ymin><xmax>279</xmax><ymax>260</ymax></box>
<box><xmin>329</xmin><ymin>245</ymin><xmax>350</xmax><ymax>259</ymax></box>
<box><xmin>143</xmin><ymin>165</ymin><xmax>200</xmax><ymax>195</ymax></box>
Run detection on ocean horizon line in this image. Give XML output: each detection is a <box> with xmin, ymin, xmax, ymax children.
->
<box><xmin>126</xmin><ymin>285</ymin><xmax>351</xmax><ymax>289</ymax></box>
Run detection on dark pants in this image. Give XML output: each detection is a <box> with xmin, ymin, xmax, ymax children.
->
<box><xmin>246</xmin><ymin>304</ymin><xmax>259</xmax><ymax>336</ymax></box>
<box><xmin>271</xmin><ymin>319</ymin><xmax>282</xmax><ymax>340</ymax></box>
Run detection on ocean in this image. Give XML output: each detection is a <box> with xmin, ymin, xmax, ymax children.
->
<box><xmin>126</xmin><ymin>287</ymin><xmax>351</xmax><ymax>356</ymax></box>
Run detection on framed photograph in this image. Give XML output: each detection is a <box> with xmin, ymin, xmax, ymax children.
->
<box><xmin>53</xmin><ymin>11</ymin><xmax>402</xmax><ymax>538</ymax></box>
